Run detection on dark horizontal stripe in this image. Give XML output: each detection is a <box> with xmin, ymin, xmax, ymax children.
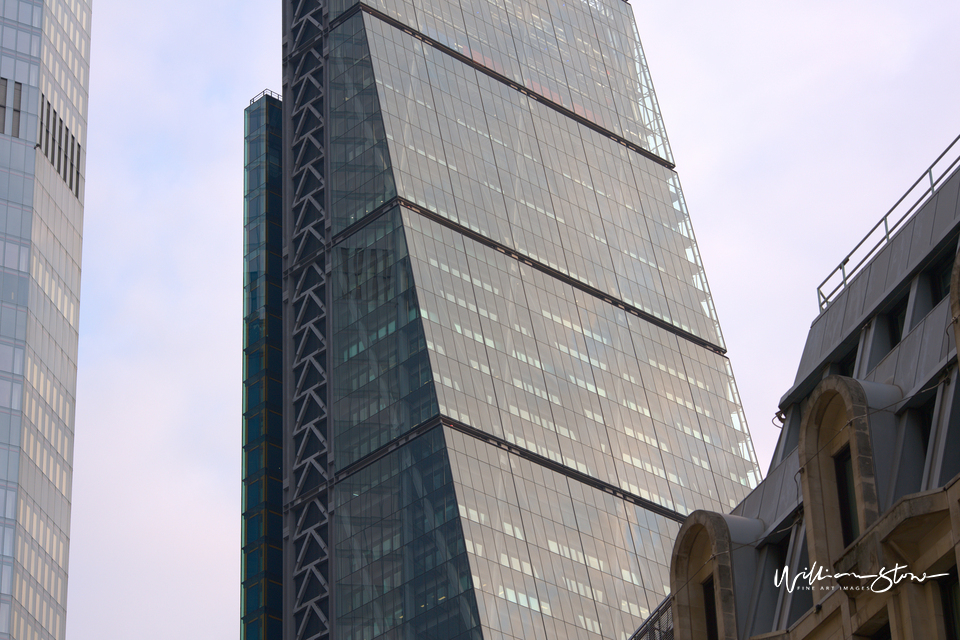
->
<box><xmin>326</xmin><ymin>3</ymin><xmax>363</xmax><ymax>37</ymax></box>
<box><xmin>334</xmin><ymin>3</ymin><xmax>673</xmax><ymax>169</ymax></box>
<box><xmin>332</xmin><ymin>416</ymin><xmax>687</xmax><ymax>524</ymax></box>
<box><xmin>442</xmin><ymin>417</ymin><xmax>687</xmax><ymax>524</ymax></box>
<box><xmin>330</xmin><ymin>197</ymin><xmax>727</xmax><ymax>355</ymax></box>
<box><xmin>407</xmin><ymin>199</ymin><xmax>727</xmax><ymax>354</ymax></box>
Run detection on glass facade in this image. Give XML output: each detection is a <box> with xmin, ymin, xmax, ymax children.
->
<box><xmin>0</xmin><ymin>0</ymin><xmax>91</xmax><ymax>639</ymax></box>
<box><xmin>243</xmin><ymin>91</ymin><xmax>284</xmax><ymax>640</ymax></box>
<box><xmin>331</xmin><ymin>206</ymin><xmax>437</xmax><ymax>468</ymax></box>
<box><xmin>329</xmin><ymin>14</ymin><xmax>397</xmax><ymax>234</ymax></box>
<box><xmin>278</xmin><ymin>0</ymin><xmax>759</xmax><ymax>637</ymax></box>
<box><xmin>335</xmin><ymin>426</ymin><xmax>480</xmax><ymax>640</ymax></box>
<box><xmin>445</xmin><ymin>426</ymin><xmax>679</xmax><ymax>638</ymax></box>
<box><xmin>403</xmin><ymin>210</ymin><xmax>757</xmax><ymax>515</ymax></box>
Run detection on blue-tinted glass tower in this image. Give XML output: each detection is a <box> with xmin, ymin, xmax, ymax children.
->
<box><xmin>274</xmin><ymin>0</ymin><xmax>761</xmax><ymax>638</ymax></box>
<box><xmin>243</xmin><ymin>90</ymin><xmax>285</xmax><ymax>640</ymax></box>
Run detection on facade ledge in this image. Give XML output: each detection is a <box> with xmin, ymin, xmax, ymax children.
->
<box><xmin>830</xmin><ymin>474</ymin><xmax>960</xmax><ymax>598</ymax></box>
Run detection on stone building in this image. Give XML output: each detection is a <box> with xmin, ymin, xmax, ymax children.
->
<box><xmin>637</xmin><ymin>135</ymin><xmax>960</xmax><ymax>640</ymax></box>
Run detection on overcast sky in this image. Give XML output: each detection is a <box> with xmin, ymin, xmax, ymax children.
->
<box><xmin>65</xmin><ymin>1</ymin><xmax>960</xmax><ymax>638</ymax></box>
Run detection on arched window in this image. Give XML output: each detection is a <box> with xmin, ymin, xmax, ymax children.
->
<box><xmin>798</xmin><ymin>376</ymin><xmax>900</xmax><ymax>570</ymax></box>
<box><xmin>671</xmin><ymin>511</ymin><xmax>763</xmax><ymax>640</ymax></box>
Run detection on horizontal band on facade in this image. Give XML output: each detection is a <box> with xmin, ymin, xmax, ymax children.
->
<box><xmin>326</xmin><ymin>2</ymin><xmax>673</xmax><ymax>170</ymax></box>
<box><xmin>330</xmin><ymin>196</ymin><xmax>727</xmax><ymax>355</ymax></box>
<box><xmin>331</xmin><ymin>415</ymin><xmax>687</xmax><ymax>524</ymax></box>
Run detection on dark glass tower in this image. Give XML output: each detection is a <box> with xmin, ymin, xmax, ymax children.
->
<box><xmin>243</xmin><ymin>90</ymin><xmax>285</xmax><ymax>640</ymax></box>
<box><xmin>273</xmin><ymin>0</ymin><xmax>761</xmax><ymax>638</ymax></box>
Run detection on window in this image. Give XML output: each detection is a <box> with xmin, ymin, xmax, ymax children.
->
<box><xmin>835</xmin><ymin>346</ymin><xmax>858</xmax><ymax>378</ymax></box>
<box><xmin>890</xmin><ymin>392</ymin><xmax>937</xmax><ymax>500</ymax></box>
<box><xmin>887</xmin><ymin>297</ymin><xmax>908</xmax><ymax>348</ymax></box>
<box><xmin>800</xmin><ymin>378</ymin><xmax>879</xmax><ymax>570</ymax></box>
<box><xmin>941</xmin><ymin>568</ymin><xmax>960</xmax><ymax>640</ymax></box>
<box><xmin>10</xmin><ymin>83</ymin><xmax>20</xmax><ymax>139</ymax></box>
<box><xmin>702</xmin><ymin>576</ymin><xmax>719</xmax><ymax>640</ymax></box>
<box><xmin>671</xmin><ymin>512</ymin><xmax>747</xmax><ymax>640</ymax></box>
<box><xmin>929</xmin><ymin>251</ymin><xmax>954</xmax><ymax>307</ymax></box>
<box><xmin>0</xmin><ymin>79</ymin><xmax>6</xmax><ymax>135</ymax></box>
<box><xmin>57</xmin><ymin>118</ymin><xmax>63</xmax><ymax>173</ymax></box>
<box><xmin>785</xmin><ymin>535</ymin><xmax>813</xmax><ymax>626</ymax></box>
<box><xmin>834</xmin><ymin>446</ymin><xmax>860</xmax><ymax>547</ymax></box>
<box><xmin>916</xmin><ymin>395</ymin><xmax>936</xmax><ymax>458</ymax></box>
<box><xmin>75</xmin><ymin>143</ymin><xmax>82</xmax><ymax>197</ymax></box>
<box><xmin>911</xmin><ymin>242</ymin><xmax>957</xmax><ymax>326</ymax></box>
<box><xmin>867</xmin><ymin>294</ymin><xmax>909</xmax><ymax>371</ymax></box>
<box><xmin>68</xmin><ymin>134</ymin><xmax>75</xmax><ymax>191</ymax></box>
<box><xmin>44</xmin><ymin>100</ymin><xmax>50</xmax><ymax>157</ymax></box>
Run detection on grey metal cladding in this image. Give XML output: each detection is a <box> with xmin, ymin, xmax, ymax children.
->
<box><xmin>283</xmin><ymin>1</ymin><xmax>332</xmax><ymax>640</ymax></box>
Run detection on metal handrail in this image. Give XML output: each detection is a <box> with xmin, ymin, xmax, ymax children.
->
<box><xmin>629</xmin><ymin>595</ymin><xmax>673</xmax><ymax>640</ymax></box>
<box><xmin>250</xmin><ymin>88</ymin><xmax>282</xmax><ymax>104</ymax></box>
<box><xmin>817</xmin><ymin>133</ymin><xmax>960</xmax><ymax>311</ymax></box>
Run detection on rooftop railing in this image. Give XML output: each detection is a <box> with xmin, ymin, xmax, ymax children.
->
<box><xmin>250</xmin><ymin>88</ymin><xmax>282</xmax><ymax>104</ymax></box>
<box><xmin>817</xmin><ymin>133</ymin><xmax>960</xmax><ymax>311</ymax></box>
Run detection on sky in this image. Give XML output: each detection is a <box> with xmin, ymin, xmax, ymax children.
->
<box><xmin>65</xmin><ymin>0</ymin><xmax>960</xmax><ymax>638</ymax></box>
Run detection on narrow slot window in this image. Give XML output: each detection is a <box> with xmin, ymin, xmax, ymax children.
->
<box><xmin>836</xmin><ymin>346</ymin><xmax>857</xmax><ymax>378</ymax></box>
<box><xmin>68</xmin><ymin>134</ymin><xmax>75</xmax><ymax>190</ymax></box>
<box><xmin>888</xmin><ymin>298</ymin><xmax>908</xmax><ymax>347</ymax></box>
<box><xmin>930</xmin><ymin>251</ymin><xmax>954</xmax><ymax>307</ymax></box>
<box><xmin>11</xmin><ymin>82</ymin><xmax>21</xmax><ymax>138</ymax></box>
<box><xmin>0</xmin><ymin>78</ymin><xmax>6</xmax><ymax>135</ymax></box>
<box><xmin>702</xmin><ymin>576</ymin><xmax>719</xmax><ymax>640</ymax></box>
<box><xmin>45</xmin><ymin>102</ymin><xmax>51</xmax><ymax>157</ymax></box>
<box><xmin>75</xmin><ymin>142</ymin><xmax>81</xmax><ymax>198</ymax></box>
<box><xmin>57</xmin><ymin>118</ymin><xmax>63</xmax><ymax>174</ymax></box>
<box><xmin>941</xmin><ymin>569</ymin><xmax>960</xmax><ymax>640</ymax></box>
<box><xmin>867</xmin><ymin>293</ymin><xmax>910</xmax><ymax>371</ymax></box>
<box><xmin>63</xmin><ymin>126</ymin><xmax>70</xmax><ymax>180</ymax></box>
<box><xmin>834</xmin><ymin>446</ymin><xmax>860</xmax><ymax>547</ymax></box>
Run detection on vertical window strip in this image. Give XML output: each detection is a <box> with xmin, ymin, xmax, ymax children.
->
<box><xmin>834</xmin><ymin>446</ymin><xmax>860</xmax><ymax>547</ymax></box>
<box><xmin>941</xmin><ymin>569</ymin><xmax>960</xmax><ymax>640</ymax></box>
<box><xmin>56</xmin><ymin>118</ymin><xmax>63</xmax><ymax>174</ymax></box>
<box><xmin>0</xmin><ymin>78</ymin><xmax>7</xmax><ymax>136</ymax></box>
<box><xmin>44</xmin><ymin>102</ymin><xmax>51</xmax><ymax>158</ymax></box>
<box><xmin>702</xmin><ymin>575</ymin><xmax>719</xmax><ymax>640</ymax></box>
<box><xmin>39</xmin><ymin>93</ymin><xmax>45</xmax><ymax>151</ymax></box>
<box><xmin>11</xmin><ymin>83</ymin><xmax>21</xmax><ymax>139</ymax></box>
<box><xmin>68</xmin><ymin>134</ymin><xmax>75</xmax><ymax>191</ymax></box>
<box><xmin>74</xmin><ymin>143</ymin><xmax>81</xmax><ymax>198</ymax></box>
<box><xmin>20</xmin><ymin>91</ymin><xmax>85</xmax><ymax>200</ymax></box>
<box><xmin>62</xmin><ymin>126</ymin><xmax>70</xmax><ymax>181</ymax></box>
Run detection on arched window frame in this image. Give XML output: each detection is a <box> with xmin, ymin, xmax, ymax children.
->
<box><xmin>671</xmin><ymin>512</ymin><xmax>741</xmax><ymax>640</ymax></box>
<box><xmin>798</xmin><ymin>376</ymin><xmax>897</xmax><ymax>571</ymax></box>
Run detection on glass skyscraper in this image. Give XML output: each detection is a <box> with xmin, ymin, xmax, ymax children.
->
<box><xmin>258</xmin><ymin>0</ymin><xmax>761</xmax><ymax>638</ymax></box>
<box><xmin>243</xmin><ymin>90</ymin><xmax>285</xmax><ymax>640</ymax></box>
<box><xmin>0</xmin><ymin>1</ymin><xmax>91</xmax><ymax>639</ymax></box>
